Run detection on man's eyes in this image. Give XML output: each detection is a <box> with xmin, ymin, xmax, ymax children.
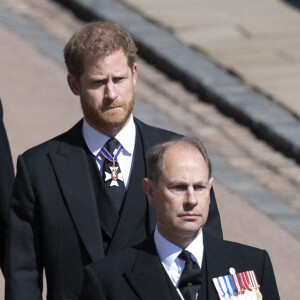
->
<box><xmin>194</xmin><ymin>185</ymin><xmax>206</xmax><ymax>191</ymax></box>
<box><xmin>170</xmin><ymin>184</ymin><xmax>207</xmax><ymax>192</ymax></box>
<box><xmin>171</xmin><ymin>185</ymin><xmax>186</xmax><ymax>191</ymax></box>
<box><xmin>95</xmin><ymin>80</ymin><xmax>106</xmax><ymax>85</ymax></box>
<box><xmin>113</xmin><ymin>77</ymin><xmax>125</xmax><ymax>83</ymax></box>
<box><xmin>93</xmin><ymin>77</ymin><xmax>126</xmax><ymax>85</ymax></box>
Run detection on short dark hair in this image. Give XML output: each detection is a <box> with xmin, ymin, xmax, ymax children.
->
<box><xmin>64</xmin><ymin>21</ymin><xmax>138</xmax><ymax>79</ymax></box>
<box><xmin>146</xmin><ymin>136</ymin><xmax>212</xmax><ymax>185</ymax></box>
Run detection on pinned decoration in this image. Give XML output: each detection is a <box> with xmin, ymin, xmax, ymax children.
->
<box><xmin>101</xmin><ymin>144</ymin><xmax>124</xmax><ymax>187</ymax></box>
<box><xmin>213</xmin><ymin>270</ymin><xmax>262</xmax><ymax>299</ymax></box>
<box><xmin>104</xmin><ymin>165</ymin><xmax>124</xmax><ymax>187</ymax></box>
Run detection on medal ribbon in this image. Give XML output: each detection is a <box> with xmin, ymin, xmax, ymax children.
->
<box><xmin>230</xmin><ymin>274</ymin><xmax>240</xmax><ymax>294</ymax></box>
<box><xmin>225</xmin><ymin>275</ymin><xmax>238</xmax><ymax>297</ymax></box>
<box><xmin>237</xmin><ymin>273</ymin><xmax>247</xmax><ymax>291</ymax></box>
<box><xmin>247</xmin><ymin>271</ymin><xmax>255</xmax><ymax>287</ymax></box>
<box><xmin>213</xmin><ymin>277</ymin><xmax>226</xmax><ymax>298</ymax></box>
<box><xmin>213</xmin><ymin>271</ymin><xmax>261</xmax><ymax>299</ymax></box>
<box><xmin>220</xmin><ymin>276</ymin><xmax>233</xmax><ymax>298</ymax></box>
<box><xmin>248</xmin><ymin>271</ymin><xmax>260</xmax><ymax>291</ymax></box>
<box><xmin>241</xmin><ymin>272</ymin><xmax>252</xmax><ymax>291</ymax></box>
<box><xmin>100</xmin><ymin>144</ymin><xmax>123</xmax><ymax>162</ymax></box>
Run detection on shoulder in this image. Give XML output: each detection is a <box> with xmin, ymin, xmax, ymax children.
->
<box><xmin>21</xmin><ymin>120</ymin><xmax>83</xmax><ymax>160</ymax></box>
<box><xmin>0</xmin><ymin>99</ymin><xmax>3</xmax><ymax>119</ymax></box>
<box><xmin>205</xmin><ymin>232</ymin><xmax>268</xmax><ymax>265</ymax></box>
<box><xmin>210</xmin><ymin>237</ymin><xmax>279</xmax><ymax>298</ymax></box>
<box><xmin>134</xmin><ymin>117</ymin><xmax>182</xmax><ymax>146</ymax></box>
<box><xmin>222</xmin><ymin>239</ymin><xmax>267</xmax><ymax>259</ymax></box>
<box><xmin>134</xmin><ymin>117</ymin><xmax>180</xmax><ymax>138</ymax></box>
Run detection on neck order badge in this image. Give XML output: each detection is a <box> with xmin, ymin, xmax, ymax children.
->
<box><xmin>100</xmin><ymin>141</ymin><xmax>124</xmax><ymax>187</ymax></box>
<box><xmin>98</xmin><ymin>138</ymin><xmax>126</xmax><ymax>237</ymax></box>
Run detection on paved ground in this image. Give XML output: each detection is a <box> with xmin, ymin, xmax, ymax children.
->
<box><xmin>124</xmin><ymin>0</ymin><xmax>300</xmax><ymax>117</ymax></box>
<box><xmin>0</xmin><ymin>0</ymin><xmax>300</xmax><ymax>299</ymax></box>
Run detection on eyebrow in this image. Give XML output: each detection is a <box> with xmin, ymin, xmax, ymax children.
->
<box><xmin>167</xmin><ymin>179</ymin><xmax>209</xmax><ymax>185</ymax></box>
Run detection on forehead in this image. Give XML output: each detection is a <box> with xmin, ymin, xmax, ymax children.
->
<box><xmin>161</xmin><ymin>144</ymin><xmax>209</xmax><ymax>178</ymax></box>
<box><xmin>83</xmin><ymin>49</ymin><xmax>128</xmax><ymax>70</ymax></box>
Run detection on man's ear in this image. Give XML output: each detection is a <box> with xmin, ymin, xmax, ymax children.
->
<box><xmin>142</xmin><ymin>178</ymin><xmax>155</xmax><ymax>207</ymax></box>
<box><xmin>208</xmin><ymin>177</ymin><xmax>214</xmax><ymax>205</ymax></box>
<box><xmin>209</xmin><ymin>177</ymin><xmax>214</xmax><ymax>188</ymax></box>
<box><xmin>67</xmin><ymin>74</ymin><xmax>80</xmax><ymax>95</ymax></box>
<box><xmin>132</xmin><ymin>63</ymin><xmax>138</xmax><ymax>86</ymax></box>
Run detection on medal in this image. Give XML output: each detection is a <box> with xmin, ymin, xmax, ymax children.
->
<box><xmin>250</xmin><ymin>289</ymin><xmax>262</xmax><ymax>300</ymax></box>
<box><xmin>213</xmin><ymin>270</ymin><xmax>263</xmax><ymax>300</ymax></box>
<box><xmin>213</xmin><ymin>275</ymin><xmax>238</xmax><ymax>299</ymax></box>
<box><xmin>247</xmin><ymin>271</ymin><xmax>262</xmax><ymax>300</ymax></box>
<box><xmin>104</xmin><ymin>161</ymin><xmax>124</xmax><ymax>187</ymax></box>
<box><xmin>100</xmin><ymin>144</ymin><xmax>124</xmax><ymax>187</ymax></box>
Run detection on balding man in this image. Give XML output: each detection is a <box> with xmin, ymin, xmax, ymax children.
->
<box><xmin>81</xmin><ymin>136</ymin><xmax>280</xmax><ymax>300</ymax></box>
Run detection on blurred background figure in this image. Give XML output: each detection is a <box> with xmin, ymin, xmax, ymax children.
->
<box><xmin>0</xmin><ymin>99</ymin><xmax>14</xmax><ymax>276</ymax></box>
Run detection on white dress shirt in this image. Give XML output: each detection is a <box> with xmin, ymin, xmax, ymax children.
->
<box><xmin>82</xmin><ymin>114</ymin><xmax>136</xmax><ymax>189</ymax></box>
<box><xmin>154</xmin><ymin>227</ymin><xmax>204</xmax><ymax>299</ymax></box>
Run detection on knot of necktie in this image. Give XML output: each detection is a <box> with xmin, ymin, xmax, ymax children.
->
<box><xmin>105</xmin><ymin>138</ymin><xmax>119</xmax><ymax>155</ymax></box>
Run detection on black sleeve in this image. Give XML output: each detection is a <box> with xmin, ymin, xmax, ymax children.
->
<box><xmin>260</xmin><ymin>250</ymin><xmax>280</xmax><ymax>299</ymax></box>
<box><xmin>0</xmin><ymin>99</ymin><xmax>14</xmax><ymax>275</ymax></box>
<box><xmin>204</xmin><ymin>187</ymin><xmax>223</xmax><ymax>239</ymax></box>
<box><xmin>5</xmin><ymin>155</ymin><xmax>43</xmax><ymax>299</ymax></box>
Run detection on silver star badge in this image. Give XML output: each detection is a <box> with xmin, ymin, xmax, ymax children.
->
<box><xmin>104</xmin><ymin>166</ymin><xmax>124</xmax><ymax>187</ymax></box>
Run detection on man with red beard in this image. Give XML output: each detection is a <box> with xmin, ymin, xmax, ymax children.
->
<box><xmin>6</xmin><ymin>21</ymin><xmax>222</xmax><ymax>300</ymax></box>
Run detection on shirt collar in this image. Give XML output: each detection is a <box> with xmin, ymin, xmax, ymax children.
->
<box><xmin>154</xmin><ymin>226</ymin><xmax>204</xmax><ymax>270</ymax></box>
<box><xmin>82</xmin><ymin>114</ymin><xmax>136</xmax><ymax>156</ymax></box>
<box><xmin>185</xmin><ymin>231</ymin><xmax>204</xmax><ymax>267</ymax></box>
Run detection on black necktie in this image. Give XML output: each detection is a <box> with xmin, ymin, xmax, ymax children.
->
<box><xmin>178</xmin><ymin>250</ymin><xmax>202</xmax><ymax>300</ymax></box>
<box><xmin>99</xmin><ymin>138</ymin><xmax>126</xmax><ymax>237</ymax></box>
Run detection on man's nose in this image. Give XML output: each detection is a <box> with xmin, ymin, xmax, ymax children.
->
<box><xmin>105</xmin><ymin>80</ymin><xmax>117</xmax><ymax>100</ymax></box>
<box><xmin>186</xmin><ymin>187</ymin><xmax>198</xmax><ymax>205</ymax></box>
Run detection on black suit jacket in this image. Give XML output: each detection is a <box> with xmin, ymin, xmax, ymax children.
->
<box><xmin>5</xmin><ymin>117</ymin><xmax>222</xmax><ymax>299</ymax></box>
<box><xmin>82</xmin><ymin>231</ymin><xmax>280</xmax><ymax>300</ymax></box>
<box><xmin>0</xmin><ymin>99</ymin><xmax>14</xmax><ymax>275</ymax></box>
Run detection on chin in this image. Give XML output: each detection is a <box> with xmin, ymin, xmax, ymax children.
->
<box><xmin>91</xmin><ymin>110</ymin><xmax>128</xmax><ymax>128</ymax></box>
<box><xmin>178</xmin><ymin>224</ymin><xmax>202</xmax><ymax>233</ymax></box>
<box><xmin>103</xmin><ymin>108</ymin><xmax>132</xmax><ymax>124</ymax></box>
<box><xmin>102</xmin><ymin>117</ymin><xmax>128</xmax><ymax>129</ymax></box>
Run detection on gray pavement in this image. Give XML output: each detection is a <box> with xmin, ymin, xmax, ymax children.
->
<box><xmin>0</xmin><ymin>0</ymin><xmax>300</xmax><ymax>299</ymax></box>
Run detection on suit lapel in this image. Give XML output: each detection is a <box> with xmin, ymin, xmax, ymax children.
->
<box><xmin>125</xmin><ymin>237</ymin><xmax>174</xmax><ymax>300</ymax></box>
<box><xmin>204</xmin><ymin>231</ymin><xmax>239</xmax><ymax>299</ymax></box>
<box><xmin>49</xmin><ymin>122</ymin><xmax>104</xmax><ymax>262</ymax></box>
<box><xmin>125</xmin><ymin>232</ymin><xmax>239</xmax><ymax>300</ymax></box>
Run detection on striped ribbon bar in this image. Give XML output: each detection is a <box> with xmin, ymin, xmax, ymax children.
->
<box><xmin>213</xmin><ymin>270</ymin><xmax>262</xmax><ymax>299</ymax></box>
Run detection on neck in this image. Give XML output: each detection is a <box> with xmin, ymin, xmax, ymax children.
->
<box><xmin>85</xmin><ymin>119</ymin><xmax>128</xmax><ymax>138</ymax></box>
<box><xmin>159</xmin><ymin>227</ymin><xmax>201</xmax><ymax>249</ymax></box>
<box><xmin>98</xmin><ymin>126</ymin><xmax>122</xmax><ymax>138</ymax></box>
